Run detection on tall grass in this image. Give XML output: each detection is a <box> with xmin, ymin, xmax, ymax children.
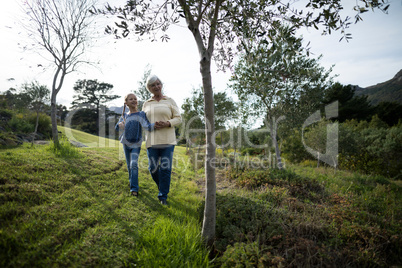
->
<box><xmin>46</xmin><ymin>136</ymin><xmax>82</xmax><ymax>158</ymax></box>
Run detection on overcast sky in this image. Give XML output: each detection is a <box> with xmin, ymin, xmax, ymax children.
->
<box><xmin>1</xmin><ymin>0</ymin><xmax>401</xmax><ymax>111</ymax></box>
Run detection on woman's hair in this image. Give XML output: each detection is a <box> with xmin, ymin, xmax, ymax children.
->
<box><xmin>146</xmin><ymin>74</ymin><xmax>163</xmax><ymax>92</ymax></box>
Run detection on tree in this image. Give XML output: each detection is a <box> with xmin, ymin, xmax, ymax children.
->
<box><xmin>23</xmin><ymin>0</ymin><xmax>98</xmax><ymax>147</ymax></box>
<box><xmin>181</xmin><ymin>88</ymin><xmax>205</xmax><ymax>151</ymax></box>
<box><xmin>71</xmin><ymin>79</ymin><xmax>119</xmax><ymax>111</ymax></box>
<box><xmin>57</xmin><ymin>104</ymin><xmax>69</xmax><ymax>125</ymax></box>
<box><xmin>230</xmin><ymin>30</ymin><xmax>333</xmax><ymax>169</ymax></box>
<box><xmin>93</xmin><ymin>0</ymin><xmax>391</xmax><ymax>245</ymax></box>
<box><xmin>1</xmin><ymin>88</ymin><xmax>31</xmax><ymax>112</ymax></box>
<box><xmin>71</xmin><ymin>79</ymin><xmax>119</xmax><ymax>136</ymax></box>
<box><xmin>134</xmin><ymin>64</ymin><xmax>153</xmax><ymax>111</ymax></box>
<box><xmin>21</xmin><ymin>81</ymin><xmax>50</xmax><ymax>142</ymax></box>
<box><xmin>323</xmin><ymin>83</ymin><xmax>373</xmax><ymax>122</ymax></box>
<box><xmin>374</xmin><ymin>101</ymin><xmax>402</xmax><ymax>127</ymax></box>
<box><xmin>182</xmin><ymin>87</ymin><xmax>237</xmax><ymax>153</ymax></box>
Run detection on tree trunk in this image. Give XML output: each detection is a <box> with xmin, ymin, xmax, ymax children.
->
<box><xmin>270</xmin><ymin>118</ymin><xmax>283</xmax><ymax>169</ymax></box>
<box><xmin>50</xmin><ymin>92</ymin><xmax>59</xmax><ymax>147</ymax></box>
<box><xmin>220</xmin><ymin>131</ymin><xmax>224</xmax><ymax>156</ymax></box>
<box><xmin>200</xmin><ymin>57</ymin><xmax>216</xmax><ymax>246</ymax></box>
<box><xmin>179</xmin><ymin>0</ymin><xmax>220</xmax><ymax>246</ymax></box>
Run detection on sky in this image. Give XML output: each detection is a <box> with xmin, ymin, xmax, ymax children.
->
<box><xmin>1</xmin><ymin>0</ymin><xmax>401</xmax><ymax>112</ymax></box>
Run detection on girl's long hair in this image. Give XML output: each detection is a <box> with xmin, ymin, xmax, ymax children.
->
<box><xmin>121</xmin><ymin>103</ymin><xmax>127</xmax><ymax>123</ymax></box>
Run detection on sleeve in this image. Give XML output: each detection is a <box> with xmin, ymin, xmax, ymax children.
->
<box><xmin>168</xmin><ymin>98</ymin><xmax>182</xmax><ymax>127</ymax></box>
<box><xmin>115</xmin><ymin>115</ymin><xmax>125</xmax><ymax>131</ymax></box>
<box><xmin>140</xmin><ymin>112</ymin><xmax>155</xmax><ymax>132</ymax></box>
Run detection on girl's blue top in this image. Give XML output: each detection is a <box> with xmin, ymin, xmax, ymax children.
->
<box><xmin>115</xmin><ymin>111</ymin><xmax>155</xmax><ymax>147</ymax></box>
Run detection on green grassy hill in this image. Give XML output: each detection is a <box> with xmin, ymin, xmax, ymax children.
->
<box><xmin>58</xmin><ymin>126</ymin><xmax>120</xmax><ymax>148</ymax></box>
<box><xmin>0</xmin><ymin>130</ymin><xmax>209</xmax><ymax>267</ymax></box>
<box><xmin>1</xmin><ymin>128</ymin><xmax>401</xmax><ymax>267</ymax></box>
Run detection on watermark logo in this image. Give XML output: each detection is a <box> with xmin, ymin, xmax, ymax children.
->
<box><xmin>302</xmin><ymin>101</ymin><xmax>338</xmax><ymax>167</ymax></box>
<box><xmin>64</xmin><ymin>101</ymin><xmax>339</xmax><ymax>169</ymax></box>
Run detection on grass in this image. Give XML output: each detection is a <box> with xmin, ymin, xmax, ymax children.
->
<box><xmin>58</xmin><ymin>126</ymin><xmax>120</xmax><ymax>148</ymax></box>
<box><xmin>2</xmin><ymin>129</ymin><xmax>401</xmax><ymax>267</ymax></box>
<box><xmin>214</xmin><ymin>164</ymin><xmax>401</xmax><ymax>267</ymax></box>
<box><xmin>0</xmin><ymin>130</ymin><xmax>210</xmax><ymax>267</ymax></box>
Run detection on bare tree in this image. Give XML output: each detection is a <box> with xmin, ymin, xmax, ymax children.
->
<box><xmin>93</xmin><ymin>0</ymin><xmax>390</xmax><ymax>245</ymax></box>
<box><xmin>23</xmin><ymin>0</ymin><xmax>97</xmax><ymax>147</ymax></box>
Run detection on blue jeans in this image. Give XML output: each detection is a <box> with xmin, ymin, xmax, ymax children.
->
<box><xmin>123</xmin><ymin>145</ymin><xmax>141</xmax><ymax>192</ymax></box>
<box><xmin>147</xmin><ymin>145</ymin><xmax>175</xmax><ymax>201</ymax></box>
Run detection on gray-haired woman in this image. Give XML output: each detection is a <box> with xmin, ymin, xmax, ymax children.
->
<box><xmin>142</xmin><ymin>75</ymin><xmax>182</xmax><ymax>205</ymax></box>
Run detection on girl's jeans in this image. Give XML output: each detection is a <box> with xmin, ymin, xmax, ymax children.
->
<box><xmin>146</xmin><ymin>145</ymin><xmax>175</xmax><ymax>201</ymax></box>
<box><xmin>123</xmin><ymin>145</ymin><xmax>141</xmax><ymax>192</ymax></box>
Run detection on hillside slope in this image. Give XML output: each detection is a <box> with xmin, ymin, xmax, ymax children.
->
<box><xmin>0</xmin><ymin>135</ymin><xmax>209</xmax><ymax>267</ymax></box>
<box><xmin>355</xmin><ymin>69</ymin><xmax>402</xmax><ymax>105</ymax></box>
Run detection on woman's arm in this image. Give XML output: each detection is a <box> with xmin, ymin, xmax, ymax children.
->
<box><xmin>167</xmin><ymin>98</ymin><xmax>182</xmax><ymax>127</ymax></box>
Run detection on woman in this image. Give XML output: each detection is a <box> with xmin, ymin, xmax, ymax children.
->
<box><xmin>116</xmin><ymin>93</ymin><xmax>154</xmax><ymax>197</ymax></box>
<box><xmin>142</xmin><ymin>75</ymin><xmax>182</xmax><ymax>205</ymax></box>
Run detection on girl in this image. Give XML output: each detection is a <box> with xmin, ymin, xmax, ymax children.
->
<box><xmin>116</xmin><ymin>93</ymin><xmax>155</xmax><ymax>197</ymax></box>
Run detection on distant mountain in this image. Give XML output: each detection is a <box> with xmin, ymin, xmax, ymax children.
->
<box><xmin>354</xmin><ymin>69</ymin><xmax>402</xmax><ymax>105</ymax></box>
<box><xmin>109</xmin><ymin>106</ymin><xmax>124</xmax><ymax>115</ymax></box>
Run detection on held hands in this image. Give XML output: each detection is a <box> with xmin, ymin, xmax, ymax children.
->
<box><xmin>120</xmin><ymin>121</ymin><xmax>168</xmax><ymax>130</ymax></box>
<box><xmin>155</xmin><ymin>121</ymin><xmax>171</xmax><ymax>129</ymax></box>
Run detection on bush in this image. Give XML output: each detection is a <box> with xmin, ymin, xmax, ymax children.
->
<box><xmin>284</xmin><ymin>119</ymin><xmax>401</xmax><ymax>178</ymax></box>
<box><xmin>214</xmin><ymin>193</ymin><xmax>283</xmax><ymax>253</ymax></box>
<box><xmin>0</xmin><ymin>109</ymin><xmax>13</xmax><ymax>120</ymax></box>
<box><xmin>26</xmin><ymin>113</ymin><xmax>52</xmax><ymax>137</ymax></box>
<box><xmin>241</xmin><ymin>147</ymin><xmax>264</xmax><ymax>156</ymax></box>
<box><xmin>282</xmin><ymin>129</ymin><xmax>314</xmax><ymax>163</ymax></box>
<box><xmin>217</xmin><ymin>241</ymin><xmax>285</xmax><ymax>267</ymax></box>
<box><xmin>8</xmin><ymin>114</ymin><xmax>34</xmax><ymax>133</ymax></box>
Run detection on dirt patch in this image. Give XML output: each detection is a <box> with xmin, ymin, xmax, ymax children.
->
<box><xmin>34</xmin><ymin>140</ymin><xmax>50</xmax><ymax>145</ymax></box>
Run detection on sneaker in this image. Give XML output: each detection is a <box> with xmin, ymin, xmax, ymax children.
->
<box><xmin>160</xmin><ymin>199</ymin><xmax>167</xmax><ymax>205</ymax></box>
<box><xmin>131</xmin><ymin>191</ymin><xmax>138</xmax><ymax>197</ymax></box>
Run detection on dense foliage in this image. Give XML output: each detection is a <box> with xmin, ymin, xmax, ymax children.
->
<box><xmin>282</xmin><ymin>117</ymin><xmax>402</xmax><ymax>178</ymax></box>
<box><xmin>211</xmin><ymin>166</ymin><xmax>401</xmax><ymax>267</ymax></box>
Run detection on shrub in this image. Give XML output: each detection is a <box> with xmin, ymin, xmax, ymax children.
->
<box><xmin>8</xmin><ymin>114</ymin><xmax>34</xmax><ymax>133</ymax></box>
<box><xmin>217</xmin><ymin>241</ymin><xmax>285</xmax><ymax>267</ymax></box>
<box><xmin>214</xmin><ymin>193</ymin><xmax>283</xmax><ymax>253</ymax></box>
<box><xmin>0</xmin><ymin>109</ymin><xmax>13</xmax><ymax>119</ymax></box>
<box><xmin>282</xmin><ymin>129</ymin><xmax>314</xmax><ymax>163</ymax></box>
<box><xmin>26</xmin><ymin>113</ymin><xmax>52</xmax><ymax>137</ymax></box>
<box><xmin>241</xmin><ymin>147</ymin><xmax>264</xmax><ymax>156</ymax></box>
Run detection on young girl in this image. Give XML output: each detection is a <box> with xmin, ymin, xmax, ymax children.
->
<box><xmin>116</xmin><ymin>93</ymin><xmax>155</xmax><ymax>197</ymax></box>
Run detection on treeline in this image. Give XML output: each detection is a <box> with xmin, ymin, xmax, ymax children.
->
<box><xmin>281</xmin><ymin>83</ymin><xmax>402</xmax><ymax>177</ymax></box>
<box><xmin>179</xmin><ymin>82</ymin><xmax>402</xmax><ymax>178</ymax></box>
<box><xmin>2</xmin><ymin>76</ymin><xmax>401</xmax><ymax>178</ymax></box>
<box><xmin>0</xmin><ymin>79</ymin><xmax>122</xmax><ymax>146</ymax></box>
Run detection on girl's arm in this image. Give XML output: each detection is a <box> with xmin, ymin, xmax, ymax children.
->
<box><xmin>115</xmin><ymin>115</ymin><xmax>125</xmax><ymax>131</ymax></box>
<box><xmin>139</xmin><ymin>112</ymin><xmax>155</xmax><ymax>132</ymax></box>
